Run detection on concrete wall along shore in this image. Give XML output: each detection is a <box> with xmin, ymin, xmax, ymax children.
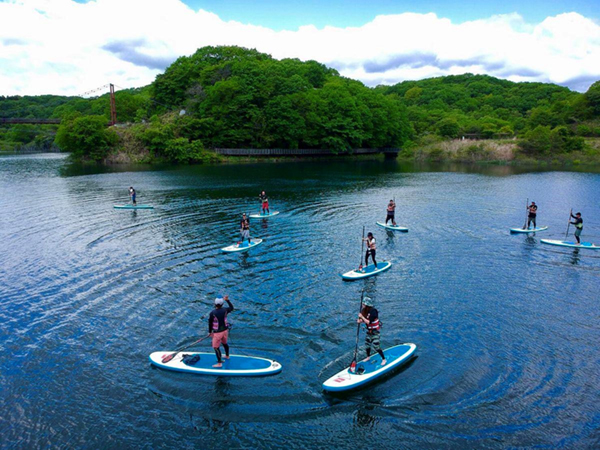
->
<box><xmin>212</xmin><ymin>148</ymin><xmax>400</xmax><ymax>157</ymax></box>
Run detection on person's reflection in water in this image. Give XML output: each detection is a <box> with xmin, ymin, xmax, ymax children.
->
<box><xmin>353</xmin><ymin>403</ymin><xmax>379</xmax><ymax>430</ymax></box>
<box><xmin>570</xmin><ymin>248</ymin><xmax>581</xmax><ymax>266</ymax></box>
<box><xmin>261</xmin><ymin>218</ymin><xmax>268</xmax><ymax>230</ymax></box>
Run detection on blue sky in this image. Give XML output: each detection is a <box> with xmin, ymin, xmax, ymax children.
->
<box><xmin>185</xmin><ymin>0</ymin><xmax>598</xmax><ymax>30</ymax></box>
<box><xmin>1</xmin><ymin>0</ymin><xmax>599</xmax><ymax>95</ymax></box>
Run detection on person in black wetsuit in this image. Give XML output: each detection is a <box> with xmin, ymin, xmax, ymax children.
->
<box><xmin>527</xmin><ymin>201</ymin><xmax>538</xmax><ymax>229</ymax></box>
<box><xmin>570</xmin><ymin>212</ymin><xmax>583</xmax><ymax>244</ymax></box>
<box><xmin>385</xmin><ymin>199</ymin><xmax>396</xmax><ymax>225</ymax></box>
<box><xmin>208</xmin><ymin>296</ymin><xmax>234</xmax><ymax>368</ymax></box>
<box><xmin>357</xmin><ymin>297</ymin><xmax>386</xmax><ymax>365</ymax></box>
<box><xmin>129</xmin><ymin>187</ymin><xmax>136</xmax><ymax>205</ymax></box>
<box><xmin>259</xmin><ymin>191</ymin><xmax>269</xmax><ymax>215</ymax></box>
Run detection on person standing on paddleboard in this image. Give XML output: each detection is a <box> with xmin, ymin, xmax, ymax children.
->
<box><xmin>385</xmin><ymin>199</ymin><xmax>396</xmax><ymax>226</ymax></box>
<box><xmin>570</xmin><ymin>212</ymin><xmax>584</xmax><ymax>244</ymax></box>
<box><xmin>239</xmin><ymin>213</ymin><xmax>251</xmax><ymax>245</ymax></box>
<box><xmin>357</xmin><ymin>297</ymin><xmax>386</xmax><ymax>365</ymax></box>
<box><xmin>527</xmin><ymin>201</ymin><xmax>538</xmax><ymax>229</ymax></box>
<box><xmin>208</xmin><ymin>296</ymin><xmax>234</xmax><ymax>368</ymax></box>
<box><xmin>362</xmin><ymin>232</ymin><xmax>377</xmax><ymax>270</ymax></box>
<box><xmin>259</xmin><ymin>191</ymin><xmax>269</xmax><ymax>215</ymax></box>
<box><xmin>129</xmin><ymin>187</ymin><xmax>137</xmax><ymax>206</ymax></box>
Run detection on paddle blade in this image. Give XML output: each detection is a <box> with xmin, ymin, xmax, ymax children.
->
<box><xmin>161</xmin><ymin>353</ymin><xmax>175</xmax><ymax>364</ymax></box>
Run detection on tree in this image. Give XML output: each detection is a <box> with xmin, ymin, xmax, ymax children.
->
<box><xmin>55</xmin><ymin>115</ymin><xmax>117</xmax><ymax>160</ymax></box>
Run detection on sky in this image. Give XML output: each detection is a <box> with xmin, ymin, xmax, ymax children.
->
<box><xmin>0</xmin><ymin>0</ymin><xmax>599</xmax><ymax>97</ymax></box>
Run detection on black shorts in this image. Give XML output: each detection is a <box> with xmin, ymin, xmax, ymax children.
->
<box><xmin>386</xmin><ymin>213</ymin><xmax>395</xmax><ymax>221</ymax></box>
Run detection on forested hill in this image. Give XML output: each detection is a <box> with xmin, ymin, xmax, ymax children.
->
<box><xmin>378</xmin><ymin>74</ymin><xmax>593</xmax><ymax>138</ymax></box>
<box><xmin>1</xmin><ymin>45</ymin><xmax>599</xmax><ymax>161</ymax></box>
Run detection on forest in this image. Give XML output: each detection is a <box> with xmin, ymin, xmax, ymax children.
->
<box><xmin>1</xmin><ymin>45</ymin><xmax>599</xmax><ymax>163</ymax></box>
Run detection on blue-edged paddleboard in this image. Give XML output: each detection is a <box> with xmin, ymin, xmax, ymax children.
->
<box><xmin>540</xmin><ymin>239</ymin><xmax>599</xmax><ymax>249</ymax></box>
<box><xmin>249</xmin><ymin>211</ymin><xmax>280</xmax><ymax>219</ymax></box>
<box><xmin>510</xmin><ymin>226</ymin><xmax>548</xmax><ymax>233</ymax></box>
<box><xmin>149</xmin><ymin>351</ymin><xmax>282</xmax><ymax>376</ymax></box>
<box><xmin>221</xmin><ymin>238</ymin><xmax>263</xmax><ymax>253</ymax></box>
<box><xmin>341</xmin><ymin>261</ymin><xmax>392</xmax><ymax>281</ymax></box>
<box><xmin>322</xmin><ymin>343</ymin><xmax>416</xmax><ymax>392</ymax></box>
<box><xmin>114</xmin><ymin>204</ymin><xmax>154</xmax><ymax>210</ymax></box>
<box><xmin>376</xmin><ymin>222</ymin><xmax>408</xmax><ymax>232</ymax></box>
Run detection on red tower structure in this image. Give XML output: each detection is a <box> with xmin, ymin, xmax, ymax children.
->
<box><xmin>109</xmin><ymin>83</ymin><xmax>117</xmax><ymax>126</ymax></box>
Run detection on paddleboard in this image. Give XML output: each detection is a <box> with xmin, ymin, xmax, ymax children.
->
<box><xmin>114</xmin><ymin>204</ymin><xmax>154</xmax><ymax>210</ymax></box>
<box><xmin>510</xmin><ymin>226</ymin><xmax>548</xmax><ymax>234</ymax></box>
<box><xmin>341</xmin><ymin>261</ymin><xmax>392</xmax><ymax>281</ymax></box>
<box><xmin>322</xmin><ymin>343</ymin><xmax>416</xmax><ymax>392</ymax></box>
<box><xmin>221</xmin><ymin>238</ymin><xmax>263</xmax><ymax>253</ymax></box>
<box><xmin>376</xmin><ymin>222</ymin><xmax>408</xmax><ymax>232</ymax></box>
<box><xmin>149</xmin><ymin>351</ymin><xmax>282</xmax><ymax>376</ymax></box>
<box><xmin>249</xmin><ymin>211</ymin><xmax>280</xmax><ymax>219</ymax></box>
<box><xmin>540</xmin><ymin>239</ymin><xmax>600</xmax><ymax>249</ymax></box>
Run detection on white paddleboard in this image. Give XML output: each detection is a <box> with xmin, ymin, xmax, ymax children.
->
<box><xmin>376</xmin><ymin>222</ymin><xmax>408</xmax><ymax>232</ymax></box>
<box><xmin>540</xmin><ymin>239</ymin><xmax>599</xmax><ymax>249</ymax></box>
<box><xmin>510</xmin><ymin>226</ymin><xmax>548</xmax><ymax>233</ymax></box>
<box><xmin>114</xmin><ymin>204</ymin><xmax>154</xmax><ymax>210</ymax></box>
<box><xmin>221</xmin><ymin>238</ymin><xmax>263</xmax><ymax>253</ymax></box>
<box><xmin>149</xmin><ymin>352</ymin><xmax>282</xmax><ymax>376</ymax></box>
<box><xmin>249</xmin><ymin>211</ymin><xmax>280</xmax><ymax>219</ymax></box>
<box><xmin>341</xmin><ymin>261</ymin><xmax>392</xmax><ymax>281</ymax></box>
<box><xmin>322</xmin><ymin>343</ymin><xmax>416</xmax><ymax>392</ymax></box>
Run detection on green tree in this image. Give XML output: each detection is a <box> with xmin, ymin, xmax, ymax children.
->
<box><xmin>55</xmin><ymin>115</ymin><xmax>117</xmax><ymax>160</ymax></box>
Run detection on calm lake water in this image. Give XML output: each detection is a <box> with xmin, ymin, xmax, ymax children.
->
<box><xmin>1</xmin><ymin>153</ymin><xmax>599</xmax><ymax>449</ymax></box>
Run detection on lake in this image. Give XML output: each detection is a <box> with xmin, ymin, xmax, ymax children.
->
<box><xmin>1</xmin><ymin>153</ymin><xmax>599</xmax><ymax>448</ymax></box>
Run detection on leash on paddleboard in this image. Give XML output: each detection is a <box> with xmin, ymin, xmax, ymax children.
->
<box><xmin>349</xmin><ymin>289</ymin><xmax>364</xmax><ymax>373</ymax></box>
<box><xmin>565</xmin><ymin>208</ymin><xmax>572</xmax><ymax>240</ymax></box>
<box><xmin>161</xmin><ymin>334</ymin><xmax>211</xmax><ymax>363</ymax></box>
<box><xmin>358</xmin><ymin>226</ymin><xmax>365</xmax><ymax>271</ymax></box>
<box><xmin>523</xmin><ymin>198</ymin><xmax>529</xmax><ymax>229</ymax></box>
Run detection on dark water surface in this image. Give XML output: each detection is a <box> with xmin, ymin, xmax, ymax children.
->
<box><xmin>1</xmin><ymin>154</ymin><xmax>599</xmax><ymax>449</ymax></box>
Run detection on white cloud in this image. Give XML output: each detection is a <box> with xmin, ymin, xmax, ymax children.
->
<box><xmin>0</xmin><ymin>0</ymin><xmax>599</xmax><ymax>96</ymax></box>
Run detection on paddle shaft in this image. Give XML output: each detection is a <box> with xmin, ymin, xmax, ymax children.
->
<box><xmin>565</xmin><ymin>208</ymin><xmax>572</xmax><ymax>240</ymax></box>
<box><xmin>523</xmin><ymin>198</ymin><xmax>529</xmax><ymax>229</ymax></box>
<box><xmin>350</xmin><ymin>290</ymin><xmax>364</xmax><ymax>372</ymax></box>
<box><xmin>162</xmin><ymin>334</ymin><xmax>211</xmax><ymax>363</ymax></box>
<box><xmin>359</xmin><ymin>226</ymin><xmax>365</xmax><ymax>269</ymax></box>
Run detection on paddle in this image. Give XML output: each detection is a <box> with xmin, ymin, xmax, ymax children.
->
<box><xmin>523</xmin><ymin>198</ymin><xmax>529</xmax><ymax>229</ymax></box>
<box><xmin>358</xmin><ymin>226</ymin><xmax>365</xmax><ymax>271</ymax></box>
<box><xmin>161</xmin><ymin>334</ymin><xmax>211</xmax><ymax>363</ymax></box>
<box><xmin>565</xmin><ymin>208</ymin><xmax>572</xmax><ymax>240</ymax></box>
<box><xmin>349</xmin><ymin>290</ymin><xmax>365</xmax><ymax>373</ymax></box>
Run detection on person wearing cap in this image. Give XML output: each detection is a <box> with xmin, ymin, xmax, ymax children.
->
<box><xmin>570</xmin><ymin>212</ymin><xmax>584</xmax><ymax>244</ymax></box>
<box><xmin>385</xmin><ymin>199</ymin><xmax>396</xmax><ymax>226</ymax></box>
<box><xmin>239</xmin><ymin>213</ymin><xmax>251</xmax><ymax>246</ymax></box>
<box><xmin>527</xmin><ymin>201</ymin><xmax>538</xmax><ymax>229</ymax></box>
<box><xmin>207</xmin><ymin>295</ymin><xmax>234</xmax><ymax>368</ymax></box>
<box><xmin>129</xmin><ymin>187</ymin><xmax>136</xmax><ymax>206</ymax></box>
<box><xmin>357</xmin><ymin>297</ymin><xmax>386</xmax><ymax>366</ymax></box>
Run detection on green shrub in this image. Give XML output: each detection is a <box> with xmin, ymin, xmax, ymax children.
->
<box><xmin>55</xmin><ymin>115</ymin><xmax>117</xmax><ymax>161</ymax></box>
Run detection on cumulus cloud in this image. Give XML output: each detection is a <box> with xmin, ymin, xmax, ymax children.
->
<box><xmin>0</xmin><ymin>0</ymin><xmax>599</xmax><ymax>96</ymax></box>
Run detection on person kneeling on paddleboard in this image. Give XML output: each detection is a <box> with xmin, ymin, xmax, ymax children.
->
<box><xmin>129</xmin><ymin>186</ymin><xmax>137</xmax><ymax>206</ymax></box>
<box><xmin>357</xmin><ymin>297</ymin><xmax>386</xmax><ymax>366</ymax></box>
<box><xmin>385</xmin><ymin>199</ymin><xmax>396</xmax><ymax>226</ymax></box>
<box><xmin>239</xmin><ymin>213</ymin><xmax>251</xmax><ymax>245</ymax></box>
<box><xmin>570</xmin><ymin>212</ymin><xmax>584</xmax><ymax>244</ymax></box>
<box><xmin>527</xmin><ymin>201</ymin><xmax>538</xmax><ymax>229</ymax></box>
<box><xmin>361</xmin><ymin>232</ymin><xmax>377</xmax><ymax>271</ymax></box>
<box><xmin>208</xmin><ymin>296</ymin><xmax>234</xmax><ymax>368</ymax></box>
<box><xmin>259</xmin><ymin>191</ymin><xmax>269</xmax><ymax>215</ymax></box>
